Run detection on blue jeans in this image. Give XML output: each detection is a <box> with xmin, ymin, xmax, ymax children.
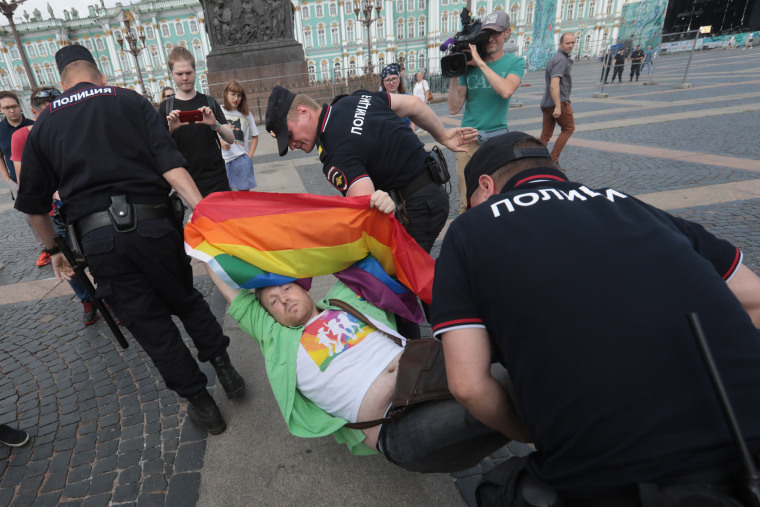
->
<box><xmin>377</xmin><ymin>366</ymin><xmax>512</xmax><ymax>473</ymax></box>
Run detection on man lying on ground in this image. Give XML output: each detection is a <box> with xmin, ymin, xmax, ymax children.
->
<box><xmin>203</xmin><ymin>190</ymin><xmax>511</xmax><ymax>473</ymax></box>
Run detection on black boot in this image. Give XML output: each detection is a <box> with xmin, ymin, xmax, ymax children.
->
<box><xmin>187</xmin><ymin>389</ymin><xmax>226</xmax><ymax>435</ymax></box>
<box><xmin>210</xmin><ymin>351</ymin><xmax>246</xmax><ymax>399</ymax></box>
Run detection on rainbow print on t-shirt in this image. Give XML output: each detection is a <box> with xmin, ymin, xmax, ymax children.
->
<box><xmin>301</xmin><ymin>310</ymin><xmax>374</xmax><ymax>371</ymax></box>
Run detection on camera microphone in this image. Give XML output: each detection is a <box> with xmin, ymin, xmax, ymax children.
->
<box><xmin>439</xmin><ymin>37</ymin><xmax>455</xmax><ymax>52</ymax></box>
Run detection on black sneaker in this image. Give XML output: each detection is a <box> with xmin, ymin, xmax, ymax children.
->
<box><xmin>0</xmin><ymin>424</ymin><xmax>30</xmax><ymax>447</ymax></box>
<box><xmin>82</xmin><ymin>301</ymin><xmax>98</xmax><ymax>326</ymax></box>
<box><xmin>187</xmin><ymin>389</ymin><xmax>226</xmax><ymax>435</ymax></box>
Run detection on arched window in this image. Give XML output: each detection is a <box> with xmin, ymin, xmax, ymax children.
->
<box><xmin>33</xmin><ymin>64</ymin><xmax>44</xmax><ymax>85</ymax></box>
<box><xmin>10</xmin><ymin>46</ymin><xmax>20</xmax><ymax>60</ymax></box>
<box><xmin>441</xmin><ymin>12</ymin><xmax>449</xmax><ymax>33</ymax></box>
<box><xmin>38</xmin><ymin>43</ymin><xmax>47</xmax><ymax>56</ymax></box>
<box><xmin>377</xmin><ymin>17</ymin><xmax>384</xmax><ymax>36</ymax></box>
<box><xmin>602</xmin><ymin>28</ymin><xmax>609</xmax><ymax>46</ymax></box>
<box><xmin>96</xmin><ymin>38</ymin><xmax>105</xmax><ymax>51</ymax></box>
<box><xmin>318</xmin><ymin>24</ymin><xmax>326</xmax><ymax>46</ymax></box>
<box><xmin>329</xmin><ymin>2</ymin><xmax>337</xmax><ymax>16</ymax></box>
<box><xmin>477</xmin><ymin>7</ymin><xmax>486</xmax><ymax>17</ymax></box>
<box><xmin>150</xmin><ymin>45</ymin><xmax>160</xmax><ymax>65</ymax></box>
<box><xmin>408</xmin><ymin>52</ymin><xmax>416</xmax><ymax>70</ymax></box>
<box><xmin>145</xmin><ymin>25</ymin><xmax>155</xmax><ymax>39</ymax></box>
<box><xmin>510</xmin><ymin>3</ymin><xmax>519</xmax><ymax>24</ymax></box>
<box><xmin>378</xmin><ymin>54</ymin><xmax>385</xmax><ymax>68</ymax></box>
<box><xmin>0</xmin><ymin>71</ymin><xmax>11</xmax><ymax>88</ymax></box>
<box><xmin>161</xmin><ymin>23</ymin><xmax>171</xmax><ymax>37</ymax></box>
<box><xmin>302</xmin><ymin>6</ymin><xmax>311</xmax><ymax>20</ymax></box>
<box><xmin>441</xmin><ymin>0</ymin><xmax>449</xmax><ymax>5</ymax></box>
<box><xmin>308</xmin><ymin>62</ymin><xmax>316</xmax><ymax>81</ymax></box>
<box><xmin>396</xmin><ymin>0</ymin><xmax>404</xmax><ymax>12</ymax></box>
<box><xmin>418</xmin><ymin>50</ymin><xmax>425</xmax><ymax>69</ymax></box>
<box><xmin>585</xmin><ymin>33</ymin><xmax>592</xmax><ymax>49</ymax></box>
<box><xmin>175</xmin><ymin>21</ymin><xmax>185</xmax><ymax>36</ymax></box>
<box><xmin>526</xmin><ymin>3</ymin><xmax>534</xmax><ymax>24</ymax></box>
<box><xmin>315</xmin><ymin>3</ymin><xmax>324</xmax><ymax>17</ymax></box>
<box><xmin>16</xmin><ymin>67</ymin><xmax>29</xmax><ymax>88</ymax></box>
<box><xmin>397</xmin><ymin>19</ymin><xmax>404</xmax><ymax>39</ymax></box>
<box><xmin>419</xmin><ymin>17</ymin><xmax>425</xmax><ymax>37</ymax></box>
<box><xmin>200</xmin><ymin>75</ymin><xmax>209</xmax><ymax>94</ymax></box>
<box><xmin>345</xmin><ymin>0</ymin><xmax>353</xmax><ymax>15</ymax></box>
<box><xmin>193</xmin><ymin>39</ymin><xmax>204</xmax><ymax>62</ymax></box>
<box><xmin>179</xmin><ymin>40</ymin><xmax>188</xmax><ymax>48</ymax></box>
<box><xmin>346</xmin><ymin>21</ymin><xmax>355</xmax><ymax>42</ymax></box>
<box><xmin>113</xmin><ymin>29</ymin><xmax>122</xmax><ymax>42</ymax></box>
<box><xmin>27</xmin><ymin>44</ymin><xmax>37</xmax><ymax>58</ymax></box>
<box><xmin>349</xmin><ymin>58</ymin><xmax>356</xmax><ymax>76</ymax></box>
<box><xmin>44</xmin><ymin>64</ymin><xmax>56</xmax><ymax>85</ymax></box>
<box><xmin>331</xmin><ymin>23</ymin><xmax>339</xmax><ymax>45</ymax></box>
<box><xmin>334</xmin><ymin>59</ymin><xmax>342</xmax><ymax>78</ymax></box>
<box><xmin>84</xmin><ymin>39</ymin><xmax>94</xmax><ymax>51</ymax></box>
<box><xmin>48</xmin><ymin>42</ymin><xmax>57</xmax><ymax>54</ymax></box>
<box><xmin>320</xmin><ymin>60</ymin><xmax>329</xmax><ymax>79</ymax></box>
<box><xmin>101</xmin><ymin>57</ymin><xmax>113</xmax><ymax>77</ymax></box>
<box><xmin>189</xmin><ymin>19</ymin><xmax>199</xmax><ymax>33</ymax></box>
<box><xmin>407</xmin><ymin>18</ymin><xmax>415</xmax><ymax>39</ymax></box>
<box><xmin>304</xmin><ymin>26</ymin><xmax>313</xmax><ymax>48</ymax></box>
<box><xmin>165</xmin><ymin>42</ymin><xmax>174</xmax><ymax>53</ymax></box>
<box><xmin>120</xmin><ymin>51</ymin><xmax>131</xmax><ymax>72</ymax></box>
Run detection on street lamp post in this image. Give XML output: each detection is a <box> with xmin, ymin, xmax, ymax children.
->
<box><xmin>116</xmin><ymin>9</ymin><xmax>150</xmax><ymax>101</ymax></box>
<box><xmin>354</xmin><ymin>0</ymin><xmax>382</xmax><ymax>75</ymax></box>
<box><xmin>0</xmin><ymin>0</ymin><xmax>37</xmax><ymax>89</ymax></box>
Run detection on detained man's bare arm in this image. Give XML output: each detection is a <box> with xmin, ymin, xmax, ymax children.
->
<box><xmin>206</xmin><ymin>266</ymin><xmax>241</xmax><ymax>304</ymax></box>
<box><xmin>442</xmin><ymin>327</ymin><xmax>532</xmax><ymax>442</ymax></box>
<box><xmin>727</xmin><ymin>264</ymin><xmax>760</xmax><ymax>328</ymax></box>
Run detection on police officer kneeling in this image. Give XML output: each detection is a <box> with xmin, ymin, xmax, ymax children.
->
<box><xmin>15</xmin><ymin>45</ymin><xmax>245</xmax><ymax>435</ymax></box>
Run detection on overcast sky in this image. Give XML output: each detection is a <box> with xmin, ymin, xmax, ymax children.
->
<box><xmin>1</xmin><ymin>0</ymin><xmax>124</xmax><ymax>24</ymax></box>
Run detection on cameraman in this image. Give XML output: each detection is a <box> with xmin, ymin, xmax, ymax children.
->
<box><xmin>447</xmin><ymin>10</ymin><xmax>525</xmax><ymax>213</ymax></box>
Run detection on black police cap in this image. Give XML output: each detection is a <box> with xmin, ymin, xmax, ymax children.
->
<box><xmin>464</xmin><ymin>132</ymin><xmax>552</xmax><ymax>206</ymax></box>
<box><xmin>55</xmin><ymin>45</ymin><xmax>97</xmax><ymax>73</ymax></box>
<box><xmin>265</xmin><ymin>85</ymin><xmax>296</xmax><ymax>157</ymax></box>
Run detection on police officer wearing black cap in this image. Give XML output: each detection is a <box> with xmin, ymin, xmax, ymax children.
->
<box><xmin>264</xmin><ymin>85</ymin><xmax>477</xmax><ymax>253</ymax></box>
<box><xmin>431</xmin><ymin>132</ymin><xmax>760</xmax><ymax>505</ymax></box>
<box><xmin>15</xmin><ymin>44</ymin><xmax>245</xmax><ymax>435</ymax></box>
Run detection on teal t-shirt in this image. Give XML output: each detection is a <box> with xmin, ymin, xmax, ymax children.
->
<box><xmin>459</xmin><ymin>53</ymin><xmax>526</xmax><ymax>132</ymax></box>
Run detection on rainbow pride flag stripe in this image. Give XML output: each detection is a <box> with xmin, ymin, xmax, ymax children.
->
<box><xmin>184</xmin><ymin>191</ymin><xmax>435</xmax><ymax>303</ymax></box>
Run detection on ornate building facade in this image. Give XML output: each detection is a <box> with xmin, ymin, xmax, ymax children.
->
<box><xmin>0</xmin><ymin>0</ymin><xmax>211</xmax><ymax>106</ymax></box>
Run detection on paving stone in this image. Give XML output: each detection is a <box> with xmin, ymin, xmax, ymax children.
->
<box><xmin>174</xmin><ymin>441</ymin><xmax>206</xmax><ymax>473</ymax></box>
<box><xmin>70</xmin><ymin>450</ymin><xmax>96</xmax><ymax>468</ymax></box>
<box><xmin>25</xmin><ymin>459</ymin><xmax>50</xmax><ymax>478</ymax></box>
<box><xmin>112</xmin><ymin>482</ymin><xmax>140</xmax><ymax>502</ymax></box>
<box><xmin>136</xmin><ymin>493</ymin><xmax>166</xmax><ymax>507</ymax></box>
<box><xmin>92</xmin><ymin>455</ymin><xmax>117</xmax><ymax>476</ymax></box>
<box><xmin>81</xmin><ymin>493</ymin><xmax>112</xmax><ymax>507</ymax></box>
<box><xmin>88</xmin><ymin>472</ymin><xmax>117</xmax><ymax>495</ymax></box>
<box><xmin>41</xmin><ymin>470</ymin><xmax>69</xmax><ymax>493</ymax></box>
<box><xmin>68</xmin><ymin>465</ymin><xmax>92</xmax><ymax>484</ymax></box>
<box><xmin>31</xmin><ymin>491</ymin><xmax>63</xmax><ymax>507</ymax></box>
<box><xmin>165</xmin><ymin>472</ymin><xmax>200</xmax><ymax>507</ymax></box>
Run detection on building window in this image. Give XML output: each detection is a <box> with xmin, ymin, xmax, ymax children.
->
<box><xmin>120</xmin><ymin>51</ymin><xmax>131</xmax><ymax>72</ymax></box>
<box><xmin>320</xmin><ymin>60</ymin><xmax>329</xmax><ymax>79</ymax></box>
<box><xmin>101</xmin><ymin>57</ymin><xmax>113</xmax><ymax>77</ymax></box>
<box><xmin>27</xmin><ymin>44</ymin><xmax>37</xmax><ymax>58</ymax></box>
<box><xmin>318</xmin><ymin>25</ymin><xmax>326</xmax><ymax>46</ymax></box>
<box><xmin>349</xmin><ymin>59</ymin><xmax>356</xmax><ymax>76</ymax></box>
<box><xmin>345</xmin><ymin>0</ymin><xmax>353</xmax><ymax>15</ymax></box>
<box><xmin>33</xmin><ymin>65</ymin><xmax>44</xmax><ymax>85</ymax></box>
<box><xmin>396</xmin><ymin>0</ymin><xmax>403</xmax><ymax>12</ymax></box>
<box><xmin>10</xmin><ymin>46</ymin><xmax>19</xmax><ymax>59</ymax></box>
<box><xmin>419</xmin><ymin>50</ymin><xmax>425</xmax><ymax>69</ymax></box>
<box><xmin>606</xmin><ymin>0</ymin><xmax>613</xmax><ymax>15</ymax></box>
<box><xmin>331</xmin><ymin>23</ymin><xmax>339</xmax><ymax>45</ymax></box>
<box><xmin>200</xmin><ymin>75</ymin><xmax>209</xmax><ymax>94</ymax></box>
<box><xmin>150</xmin><ymin>45</ymin><xmax>160</xmax><ymax>65</ymax></box>
<box><xmin>161</xmin><ymin>23</ymin><xmax>171</xmax><ymax>38</ymax></box>
<box><xmin>308</xmin><ymin>62</ymin><xmax>316</xmax><ymax>80</ymax></box>
<box><xmin>418</xmin><ymin>17</ymin><xmax>425</xmax><ymax>36</ymax></box>
<box><xmin>377</xmin><ymin>17</ymin><xmax>384</xmax><ymax>36</ymax></box>
<box><xmin>175</xmin><ymin>21</ymin><xmax>185</xmax><ymax>36</ymax></box>
<box><xmin>526</xmin><ymin>3</ymin><xmax>534</xmax><ymax>24</ymax></box>
<box><xmin>193</xmin><ymin>39</ymin><xmax>204</xmax><ymax>62</ymax></box>
<box><xmin>579</xmin><ymin>2</ymin><xmax>586</xmax><ymax>17</ymax></box>
<box><xmin>378</xmin><ymin>54</ymin><xmax>385</xmax><ymax>68</ymax></box>
<box><xmin>302</xmin><ymin>5</ymin><xmax>310</xmax><ymax>19</ymax></box>
<box><xmin>585</xmin><ymin>33</ymin><xmax>592</xmax><ymax>49</ymax></box>
<box><xmin>441</xmin><ymin>0</ymin><xmax>449</xmax><ymax>6</ymax></box>
<box><xmin>477</xmin><ymin>6</ymin><xmax>486</xmax><ymax>17</ymax></box>
<box><xmin>602</xmin><ymin>28</ymin><xmax>609</xmax><ymax>46</ymax></box>
<box><xmin>94</xmin><ymin>38</ymin><xmax>104</xmax><ymax>52</ymax></box>
<box><xmin>189</xmin><ymin>19</ymin><xmax>199</xmax><ymax>33</ymax></box>
<box><xmin>48</xmin><ymin>42</ymin><xmax>57</xmax><ymax>54</ymax></box>
<box><xmin>37</xmin><ymin>43</ymin><xmax>47</xmax><ymax>56</ymax></box>
<box><xmin>145</xmin><ymin>25</ymin><xmax>155</xmax><ymax>39</ymax></box>
<box><xmin>315</xmin><ymin>3</ymin><xmax>324</xmax><ymax>17</ymax></box>
<box><xmin>407</xmin><ymin>18</ymin><xmax>414</xmax><ymax>39</ymax></box>
<box><xmin>566</xmin><ymin>1</ymin><xmax>574</xmax><ymax>20</ymax></box>
<box><xmin>329</xmin><ymin>2</ymin><xmax>337</xmax><ymax>16</ymax></box>
<box><xmin>113</xmin><ymin>29</ymin><xmax>122</xmax><ymax>42</ymax></box>
<box><xmin>180</xmin><ymin>40</ymin><xmax>188</xmax><ymax>48</ymax></box>
<box><xmin>418</xmin><ymin>0</ymin><xmax>425</xmax><ymax>9</ymax></box>
<box><xmin>334</xmin><ymin>60</ymin><xmax>342</xmax><ymax>78</ymax></box>
<box><xmin>441</xmin><ymin>12</ymin><xmax>449</xmax><ymax>33</ymax></box>
<box><xmin>84</xmin><ymin>39</ymin><xmax>94</xmax><ymax>51</ymax></box>
<box><xmin>407</xmin><ymin>0</ymin><xmax>414</xmax><ymax>11</ymax></box>
<box><xmin>408</xmin><ymin>52</ymin><xmax>416</xmax><ymax>70</ymax></box>
<box><xmin>510</xmin><ymin>3</ymin><xmax>519</xmax><ymax>23</ymax></box>
<box><xmin>589</xmin><ymin>0</ymin><xmax>596</xmax><ymax>15</ymax></box>
<box><xmin>44</xmin><ymin>65</ymin><xmax>56</xmax><ymax>85</ymax></box>
<box><xmin>346</xmin><ymin>21</ymin><xmax>354</xmax><ymax>42</ymax></box>
<box><xmin>165</xmin><ymin>42</ymin><xmax>174</xmax><ymax>53</ymax></box>
<box><xmin>304</xmin><ymin>27</ymin><xmax>313</xmax><ymax>48</ymax></box>
<box><xmin>16</xmin><ymin>68</ymin><xmax>29</xmax><ymax>88</ymax></box>
<box><xmin>396</xmin><ymin>18</ymin><xmax>404</xmax><ymax>39</ymax></box>
<box><xmin>0</xmin><ymin>71</ymin><xmax>11</xmax><ymax>88</ymax></box>
<box><xmin>524</xmin><ymin>36</ymin><xmax>531</xmax><ymax>49</ymax></box>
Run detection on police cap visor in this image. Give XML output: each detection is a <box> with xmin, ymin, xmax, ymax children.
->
<box><xmin>265</xmin><ymin>86</ymin><xmax>296</xmax><ymax>157</ymax></box>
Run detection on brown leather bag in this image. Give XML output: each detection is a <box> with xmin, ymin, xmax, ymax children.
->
<box><xmin>425</xmin><ymin>89</ymin><xmax>433</xmax><ymax>103</ymax></box>
<box><xmin>327</xmin><ymin>299</ymin><xmax>451</xmax><ymax>429</ymax></box>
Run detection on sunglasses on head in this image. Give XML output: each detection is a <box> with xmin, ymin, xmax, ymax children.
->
<box><xmin>34</xmin><ymin>89</ymin><xmax>61</xmax><ymax>100</ymax></box>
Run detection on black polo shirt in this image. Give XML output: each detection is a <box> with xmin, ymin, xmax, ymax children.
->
<box><xmin>15</xmin><ymin>82</ymin><xmax>186</xmax><ymax>223</ymax></box>
<box><xmin>315</xmin><ymin>90</ymin><xmax>428</xmax><ymax>194</ymax></box>
<box><xmin>432</xmin><ymin>167</ymin><xmax>760</xmax><ymax>495</ymax></box>
<box><xmin>0</xmin><ymin>115</ymin><xmax>34</xmax><ymax>182</ymax></box>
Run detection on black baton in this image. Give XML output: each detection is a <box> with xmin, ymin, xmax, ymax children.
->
<box><xmin>688</xmin><ymin>313</ymin><xmax>760</xmax><ymax>506</ymax></box>
<box><xmin>53</xmin><ymin>235</ymin><xmax>129</xmax><ymax>349</ymax></box>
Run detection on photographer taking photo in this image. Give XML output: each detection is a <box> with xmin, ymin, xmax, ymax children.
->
<box><xmin>447</xmin><ymin>10</ymin><xmax>525</xmax><ymax>214</ymax></box>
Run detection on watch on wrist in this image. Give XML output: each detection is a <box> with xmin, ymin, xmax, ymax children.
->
<box><xmin>43</xmin><ymin>245</ymin><xmax>61</xmax><ymax>256</ymax></box>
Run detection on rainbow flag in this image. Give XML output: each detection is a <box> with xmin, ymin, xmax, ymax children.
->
<box><xmin>184</xmin><ymin>192</ymin><xmax>435</xmax><ymax>303</ymax></box>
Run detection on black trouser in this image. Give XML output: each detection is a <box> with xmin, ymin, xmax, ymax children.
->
<box><xmin>603</xmin><ymin>66</ymin><xmax>612</xmax><ymax>82</ymax></box>
<box><xmin>81</xmin><ymin>217</ymin><xmax>230</xmax><ymax>397</ymax></box>
<box><xmin>612</xmin><ymin>65</ymin><xmax>624</xmax><ymax>82</ymax></box>
<box><xmin>402</xmin><ymin>181</ymin><xmax>449</xmax><ymax>254</ymax></box>
<box><xmin>630</xmin><ymin>63</ymin><xmax>641</xmax><ymax>80</ymax></box>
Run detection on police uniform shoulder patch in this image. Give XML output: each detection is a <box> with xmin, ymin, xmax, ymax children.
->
<box><xmin>327</xmin><ymin>166</ymin><xmax>348</xmax><ymax>192</ymax></box>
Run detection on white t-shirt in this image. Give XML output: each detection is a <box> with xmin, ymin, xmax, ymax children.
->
<box><xmin>220</xmin><ymin>108</ymin><xmax>259</xmax><ymax>162</ymax></box>
<box><xmin>295</xmin><ymin>309</ymin><xmax>403</xmax><ymax>423</ymax></box>
<box><xmin>413</xmin><ymin>79</ymin><xmax>429</xmax><ymax>102</ymax></box>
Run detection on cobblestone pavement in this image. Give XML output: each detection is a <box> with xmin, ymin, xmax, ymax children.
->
<box><xmin>1</xmin><ymin>48</ymin><xmax>759</xmax><ymax>506</ymax></box>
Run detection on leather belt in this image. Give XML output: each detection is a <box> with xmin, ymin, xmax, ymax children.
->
<box><xmin>77</xmin><ymin>203</ymin><xmax>172</xmax><ymax>236</ymax></box>
<box><xmin>398</xmin><ymin>161</ymin><xmax>436</xmax><ymax>202</ymax></box>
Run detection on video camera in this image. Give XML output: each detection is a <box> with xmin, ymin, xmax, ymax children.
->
<box><xmin>440</xmin><ymin>8</ymin><xmax>491</xmax><ymax>78</ymax></box>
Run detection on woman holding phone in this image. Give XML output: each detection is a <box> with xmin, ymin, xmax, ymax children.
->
<box><xmin>219</xmin><ymin>80</ymin><xmax>259</xmax><ymax>191</ymax></box>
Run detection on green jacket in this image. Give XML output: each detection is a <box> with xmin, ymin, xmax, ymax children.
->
<box><xmin>228</xmin><ymin>281</ymin><xmax>398</xmax><ymax>455</ymax></box>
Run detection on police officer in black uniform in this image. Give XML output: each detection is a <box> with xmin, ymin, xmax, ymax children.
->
<box><xmin>265</xmin><ymin>86</ymin><xmax>477</xmax><ymax>253</ymax></box>
<box><xmin>14</xmin><ymin>45</ymin><xmax>245</xmax><ymax>435</ymax></box>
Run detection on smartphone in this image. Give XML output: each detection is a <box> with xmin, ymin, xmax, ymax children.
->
<box><xmin>178</xmin><ymin>110</ymin><xmax>203</xmax><ymax>123</ymax></box>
